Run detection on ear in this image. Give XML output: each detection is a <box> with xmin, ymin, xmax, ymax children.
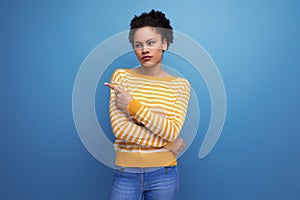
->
<box><xmin>162</xmin><ymin>38</ymin><xmax>168</xmax><ymax>51</ymax></box>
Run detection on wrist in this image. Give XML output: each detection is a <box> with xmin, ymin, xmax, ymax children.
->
<box><xmin>127</xmin><ymin>99</ymin><xmax>143</xmax><ymax>115</ymax></box>
<box><xmin>164</xmin><ymin>141</ymin><xmax>174</xmax><ymax>151</ymax></box>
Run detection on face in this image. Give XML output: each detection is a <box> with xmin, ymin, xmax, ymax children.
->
<box><xmin>133</xmin><ymin>26</ymin><xmax>167</xmax><ymax>68</ymax></box>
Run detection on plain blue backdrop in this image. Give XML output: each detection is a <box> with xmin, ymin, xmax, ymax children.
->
<box><xmin>1</xmin><ymin>0</ymin><xmax>299</xmax><ymax>199</ymax></box>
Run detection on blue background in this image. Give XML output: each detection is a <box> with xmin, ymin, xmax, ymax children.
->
<box><xmin>1</xmin><ymin>0</ymin><xmax>299</xmax><ymax>199</ymax></box>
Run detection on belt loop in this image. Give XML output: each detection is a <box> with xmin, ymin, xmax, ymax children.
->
<box><xmin>165</xmin><ymin>167</ymin><xmax>169</xmax><ymax>174</ymax></box>
<box><xmin>119</xmin><ymin>167</ymin><xmax>124</xmax><ymax>176</ymax></box>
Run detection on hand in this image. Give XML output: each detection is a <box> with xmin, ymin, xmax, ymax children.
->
<box><xmin>165</xmin><ymin>137</ymin><xmax>186</xmax><ymax>156</ymax></box>
<box><xmin>105</xmin><ymin>82</ymin><xmax>133</xmax><ymax>111</ymax></box>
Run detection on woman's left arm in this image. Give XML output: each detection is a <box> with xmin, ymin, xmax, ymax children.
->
<box><xmin>107</xmin><ymin>80</ymin><xmax>190</xmax><ymax>142</ymax></box>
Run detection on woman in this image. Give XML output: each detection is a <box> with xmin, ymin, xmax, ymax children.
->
<box><xmin>105</xmin><ymin>10</ymin><xmax>190</xmax><ymax>200</ymax></box>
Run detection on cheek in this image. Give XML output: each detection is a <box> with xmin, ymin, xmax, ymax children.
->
<box><xmin>134</xmin><ymin>50</ymin><xmax>141</xmax><ymax>58</ymax></box>
<box><xmin>153</xmin><ymin>49</ymin><xmax>163</xmax><ymax>58</ymax></box>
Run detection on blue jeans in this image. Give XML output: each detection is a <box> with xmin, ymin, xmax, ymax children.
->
<box><xmin>109</xmin><ymin>166</ymin><xmax>179</xmax><ymax>200</ymax></box>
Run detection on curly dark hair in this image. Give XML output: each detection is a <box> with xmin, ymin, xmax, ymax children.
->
<box><xmin>129</xmin><ymin>9</ymin><xmax>173</xmax><ymax>50</ymax></box>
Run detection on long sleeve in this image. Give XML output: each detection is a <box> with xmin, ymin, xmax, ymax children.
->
<box><xmin>127</xmin><ymin>80</ymin><xmax>190</xmax><ymax>142</ymax></box>
<box><xmin>108</xmin><ymin>68</ymin><xmax>191</xmax><ymax>167</ymax></box>
<box><xmin>109</xmin><ymin>70</ymin><xmax>169</xmax><ymax>148</ymax></box>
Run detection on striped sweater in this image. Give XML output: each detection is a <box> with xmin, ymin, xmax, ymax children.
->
<box><xmin>109</xmin><ymin>68</ymin><xmax>190</xmax><ymax>167</ymax></box>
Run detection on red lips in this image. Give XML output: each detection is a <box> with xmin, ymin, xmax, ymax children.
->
<box><xmin>142</xmin><ymin>56</ymin><xmax>152</xmax><ymax>61</ymax></box>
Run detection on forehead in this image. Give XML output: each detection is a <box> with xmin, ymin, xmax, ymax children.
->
<box><xmin>133</xmin><ymin>27</ymin><xmax>162</xmax><ymax>42</ymax></box>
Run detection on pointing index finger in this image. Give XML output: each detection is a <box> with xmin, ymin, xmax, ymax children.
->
<box><xmin>104</xmin><ymin>82</ymin><xmax>122</xmax><ymax>92</ymax></box>
<box><xmin>104</xmin><ymin>82</ymin><xmax>114</xmax><ymax>89</ymax></box>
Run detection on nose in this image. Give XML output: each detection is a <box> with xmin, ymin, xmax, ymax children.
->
<box><xmin>142</xmin><ymin>46</ymin><xmax>150</xmax><ymax>54</ymax></box>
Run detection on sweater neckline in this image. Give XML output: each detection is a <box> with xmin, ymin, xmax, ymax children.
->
<box><xmin>125</xmin><ymin>69</ymin><xmax>177</xmax><ymax>81</ymax></box>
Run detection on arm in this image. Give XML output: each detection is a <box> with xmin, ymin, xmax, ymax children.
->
<box><xmin>108</xmin><ymin>69</ymin><xmax>168</xmax><ymax>148</ymax></box>
<box><xmin>127</xmin><ymin>80</ymin><xmax>190</xmax><ymax>142</ymax></box>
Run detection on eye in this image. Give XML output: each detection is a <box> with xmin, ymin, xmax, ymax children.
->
<box><xmin>148</xmin><ymin>41</ymin><xmax>155</xmax><ymax>46</ymax></box>
<box><xmin>134</xmin><ymin>43</ymin><xmax>142</xmax><ymax>49</ymax></box>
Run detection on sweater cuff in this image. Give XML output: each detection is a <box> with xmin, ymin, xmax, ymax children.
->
<box><xmin>127</xmin><ymin>99</ymin><xmax>143</xmax><ymax>114</ymax></box>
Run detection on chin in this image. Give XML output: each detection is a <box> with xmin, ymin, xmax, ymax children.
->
<box><xmin>141</xmin><ymin>62</ymin><xmax>157</xmax><ymax>68</ymax></box>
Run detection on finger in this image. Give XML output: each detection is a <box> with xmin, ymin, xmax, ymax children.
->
<box><xmin>113</xmin><ymin>85</ymin><xmax>122</xmax><ymax>93</ymax></box>
<box><xmin>104</xmin><ymin>82</ymin><xmax>115</xmax><ymax>89</ymax></box>
<box><xmin>104</xmin><ymin>82</ymin><xmax>122</xmax><ymax>93</ymax></box>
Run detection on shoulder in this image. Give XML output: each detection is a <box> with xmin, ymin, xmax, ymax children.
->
<box><xmin>173</xmin><ymin>77</ymin><xmax>190</xmax><ymax>90</ymax></box>
<box><xmin>111</xmin><ymin>68</ymin><xmax>128</xmax><ymax>76</ymax></box>
<box><xmin>110</xmin><ymin>68</ymin><xmax>128</xmax><ymax>81</ymax></box>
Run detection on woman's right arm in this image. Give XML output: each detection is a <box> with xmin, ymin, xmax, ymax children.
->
<box><xmin>108</xmin><ymin>69</ymin><xmax>169</xmax><ymax>148</ymax></box>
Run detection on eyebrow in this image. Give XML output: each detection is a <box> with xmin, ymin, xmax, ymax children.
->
<box><xmin>146</xmin><ymin>38</ymin><xmax>156</xmax><ymax>42</ymax></box>
<box><xmin>134</xmin><ymin>38</ymin><xmax>156</xmax><ymax>43</ymax></box>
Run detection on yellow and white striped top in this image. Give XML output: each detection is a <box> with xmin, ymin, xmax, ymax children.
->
<box><xmin>109</xmin><ymin>68</ymin><xmax>190</xmax><ymax>167</ymax></box>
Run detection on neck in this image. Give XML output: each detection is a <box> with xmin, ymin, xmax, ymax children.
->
<box><xmin>138</xmin><ymin>64</ymin><xmax>163</xmax><ymax>76</ymax></box>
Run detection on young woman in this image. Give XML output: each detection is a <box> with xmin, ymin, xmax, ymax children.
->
<box><xmin>105</xmin><ymin>10</ymin><xmax>190</xmax><ymax>200</ymax></box>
